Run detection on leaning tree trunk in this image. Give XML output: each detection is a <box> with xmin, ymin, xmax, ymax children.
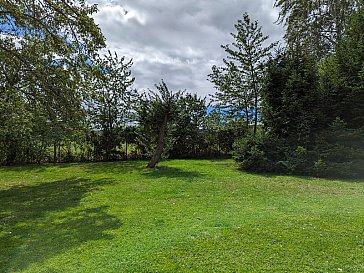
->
<box><xmin>146</xmin><ymin>112</ymin><xmax>169</xmax><ymax>168</ymax></box>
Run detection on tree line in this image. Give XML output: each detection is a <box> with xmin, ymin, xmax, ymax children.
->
<box><xmin>1</xmin><ymin>0</ymin><xmax>363</xmax><ymax>177</ymax></box>
<box><xmin>0</xmin><ymin>0</ymin><xmax>247</xmax><ymax>167</ymax></box>
<box><xmin>221</xmin><ymin>0</ymin><xmax>364</xmax><ymax>178</ymax></box>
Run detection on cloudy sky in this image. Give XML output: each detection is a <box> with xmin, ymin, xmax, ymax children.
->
<box><xmin>87</xmin><ymin>0</ymin><xmax>284</xmax><ymax>99</ymax></box>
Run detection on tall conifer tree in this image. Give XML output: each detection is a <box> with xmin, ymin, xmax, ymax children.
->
<box><xmin>209</xmin><ymin>13</ymin><xmax>276</xmax><ymax>135</ymax></box>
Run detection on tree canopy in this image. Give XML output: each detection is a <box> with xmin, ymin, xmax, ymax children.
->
<box><xmin>0</xmin><ymin>0</ymin><xmax>105</xmax><ymax>164</ymax></box>
<box><xmin>209</xmin><ymin>13</ymin><xmax>277</xmax><ymax>135</ymax></box>
<box><xmin>274</xmin><ymin>0</ymin><xmax>361</xmax><ymax>56</ymax></box>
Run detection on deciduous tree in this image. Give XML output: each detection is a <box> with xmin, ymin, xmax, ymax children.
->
<box><xmin>87</xmin><ymin>51</ymin><xmax>135</xmax><ymax>160</ymax></box>
<box><xmin>274</xmin><ymin>0</ymin><xmax>360</xmax><ymax>56</ymax></box>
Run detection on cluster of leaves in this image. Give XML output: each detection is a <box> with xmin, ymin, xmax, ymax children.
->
<box><xmin>208</xmin><ymin>13</ymin><xmax>277</xmax><ymax>135</ymax></box>
<box><xmin>135</xmin><ymin>81</ymin><xmax>230</xmax><ymax>167</ymax></box>
<box><xmin>274</xmin><ymin>0</ymin><xmax>361</xmax><ymax>57</ymax></box>
<box><xmin>234</xmin><ymin>4</ymin><xmax>364</xmax><ymax>178</ymax></box>
<box><xmin>86</xmin><ymin>51</ymin><xmax>135</xmax><ymax>161</ymax></box>
<box><xmin>3</xmin><ymin>0</ymin><xmax>362</xmax><ymax>176</ymax></box>
<box><xmin>0</xmin><ymin>0</ymin><xmax>105</xmax><ymax>165</ymax></box>
<box><xmin>0</xmin><ymin>0</ymin><xmax>230</xmax><ymax>165</ymax></box>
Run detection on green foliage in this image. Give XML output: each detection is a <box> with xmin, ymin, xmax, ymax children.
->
<box><xmin>136</xmin><ymin>81</ymin><xmax>182</xmax><ymax>157</ymax></box>
<box><xmin>136</xmin><ymin>80</ymin><xmax>189</xmax><ymax>167</ymax></box>
<box><xmin>204</xmin><ymin>109</ymin><xmax>247</xmax><ymax>155</ymax></box>
<box><xmin>136</xmin><ymin>81</ymin><xmax>213</xmax><ymax>160</ymax></box>
<box><xmin>274</xmin><ymin>0</ymin><xmax>360</xmax><ymax>56</ymax></box>
<box><xmin>0</xmin><ymin>0</ymin><xmax>105</xmax><ymax>108</ymax></box>
<box><xmin>313</xmin><ymin>118</ymin><xmax>364</xmax><ymax>178</ymax></box>
<box><xmin>233</xmin><ymin>133</ymin><xmax>268</xmax><ymax>172</ymax></box>
<box><xmin>208</xmin><ymin>13</ymin><xmax>277</xmax><ymax>134</ymax></box>
<box><xmin>169</xmin><ymin>93</ymin><xmax>209</xmax><ymax>158</ymax></box>
<box><xmin>235</xmin><ymin>5</ymin><xmax>364</xmax><ymax>178</ymax></box>
<box><xmin>207</xmin><ymin>4</ymin><xmax>364</xmax><ymax>177</ymax></box>
<box><xmin>320</xmin><ymin>4</ymin><xmax>364</xmax><ymax>128</ymax></box>
<box><xmin>0</xmin><ymin>93</ymin><xmax>35</xmax><ymax>164</ymax></box>
<box><xmin>0</xmin><ymin>0</ymin><xmax>106</xmax><ymax>165</ymax></box>
<box><xmin>235</xmin><ymin>122</ymin><xmax>364</xmax><ymax>178</ymax></box>
<box><xmin>233</xmin><ymin>133</ymin><xmax>288</xmax><ymax>173</ymax></box>
<box><xmin>87</xmin><ymin>51</ymin><xmax>135</xmax><ymax>161</ymax></box>
<box><xmin>262</xmin><ymin>51</ymin><xmax>322</xmax><ymax>142</ymax></box>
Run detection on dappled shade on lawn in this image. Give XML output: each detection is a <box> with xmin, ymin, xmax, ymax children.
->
<box><xmin>0</xmin><ymin>178</ymin><xmax>122</xmax><ymax>272</ymax></box>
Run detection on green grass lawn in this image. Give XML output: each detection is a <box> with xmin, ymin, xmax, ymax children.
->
<box><xmin>1</xmin><ymin>159</ymin><xmax>364</xmax><ymax>272</ymax></box>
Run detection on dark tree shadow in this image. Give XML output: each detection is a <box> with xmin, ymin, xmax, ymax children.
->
<box><xmin>142</xmin><ymin>166</ymin><xmax>205</xmax><ymax>181</ymax></box>
<box><xmin>0</xmin><ymin>164</ymin><xmax>48</xmax><ymax>173</ymax></box>
<box><xmin>0</xmin><ymin>178</ymin><xmax>122</xmax><ymax>272</ymax></box>
<box><xmin>81</xmin><ymin>160</ymin><xmax>147</xmax><ymax>175</ymax></box>
<box><xmin>0</xmin><ymin>161</ymin><xmax>147</xmax><ymax>176</ymax></box>
<box><xmin>242</xmin><ymin>169</ymin><xmax>364</xmax><ymax>183</ymax></box>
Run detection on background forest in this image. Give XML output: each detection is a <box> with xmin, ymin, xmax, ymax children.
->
<box><xmin>0</xmin><ymin>0</ymin><xmax>363</xmax><ymax>178</ymax></box>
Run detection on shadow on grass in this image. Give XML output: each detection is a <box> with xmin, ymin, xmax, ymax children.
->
<box><xmin>142</xmin><ymin>166</ymin><xmax>205</xmax><ymax>181</ymax></box>
<box><xmin>0</xmin><ymin>164</ymin><xmax>48</xmax><ymax>173</ymax></box>
<box><xmin>0</xmin><ymin>160</ymin><xmax>146</xmax><ymax>175</ymax></box>
<box><xmin>0</xmin><ymin>178</ymin><xmax>122</xmax><ymax>272</ymax></box>
<box><xmin>81</xmin><ymin>160</ymin><xmax>147</xmax><ymax>175</ymax></box>
<box><xmin>239</xmin><ymin>168</ymin><xmax>364</xmax><ymax>183</ymax></box>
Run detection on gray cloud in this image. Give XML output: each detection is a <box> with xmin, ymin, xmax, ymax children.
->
<box><xmin>88</xmin><ymin>0</ymin><xmax>284</xmax><ymax>99</ymax></box>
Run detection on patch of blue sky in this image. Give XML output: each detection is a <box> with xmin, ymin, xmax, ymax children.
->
<box><xmin>0</xmin><ymin>15</ymin><xmax>27</xmax><ymax>37</ymax></box>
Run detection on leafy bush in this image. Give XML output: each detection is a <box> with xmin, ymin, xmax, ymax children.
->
<box><xmin>233</xmin><ymin>133</ymin><xmax>286</xmax><ymax>173</ymax></box>
<box><xmin>234</xmin><ymin>119</ymin><xmax>364</xmax><ymax>179</ymax></box>
<box><xmin>312</xmin><ymin>118</ymin><xmax>364</xmax><ymax>178</ymax></box>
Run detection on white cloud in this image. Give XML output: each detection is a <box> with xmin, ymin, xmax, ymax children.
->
<box><xmin>88</xmin><ymin>0</ymin><xmax>284</xmax><ymax>99</ymax></box>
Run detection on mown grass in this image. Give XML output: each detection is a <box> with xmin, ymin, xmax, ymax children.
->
<box><xmin>1</xmin><ymin>159</ymin><xmax>364</xmax><ymax>272</ymax></box>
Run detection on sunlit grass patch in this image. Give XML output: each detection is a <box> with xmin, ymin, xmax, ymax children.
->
<box><xmin>1</xmin><ymin>159</ymin><xmax>364</xmax><ymax>272</ymax></box>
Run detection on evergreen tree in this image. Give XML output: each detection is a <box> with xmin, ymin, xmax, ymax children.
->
<box><xmin>209</xmin><ymin>13</ymin><xmax>276</xmax><ymax>135</ymax></box>
<box><xmin>320</xmin><ymin>3</ymin><xmax>364</xmax><ymax>128</ymax></box>
<box><xmin>262</xmin><ymin>51</ymin><xmax>322</xmax><ymax>143</ymax></box>
<box><xmin>209</xmin><ymin>63</ymin><xmax>253</xmax><ymax>129</ymax></box>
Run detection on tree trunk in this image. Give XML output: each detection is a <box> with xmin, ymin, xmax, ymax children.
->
<box><xmin>58</xmin><ymin>144</ymin><xmax>61</xmax><ymax>162</ymax></box>
<box><xmin>53</xmin><ymin>143</ymin><xmax>57</xmax><ymax>163</ymax></box>
<box><xmin>245</xmin><ymin>106</ymin><xmax>249</xmax><ymax>129</ymax></box>
<box><xmin>146</xmin><ymin>112</ymin><xmax>169</xmax><ymax>168</ymax></box>
<box><xmin>125</xmin><ymin>140</ymin><xmax>128</xmax><ymax>160</ymax></box>
<box><xmin>254</xmin><ymin>95</ymin><xmax>258</xmax><ymax>135</ymax></box>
